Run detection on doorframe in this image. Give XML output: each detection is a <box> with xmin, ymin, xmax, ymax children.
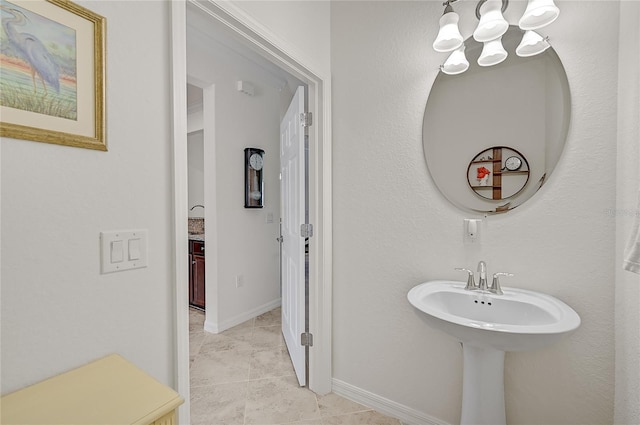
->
<box><xmin>171</xmin><ymin>1</ymin><xmax>332</xmax><ymax>422</ymax></box>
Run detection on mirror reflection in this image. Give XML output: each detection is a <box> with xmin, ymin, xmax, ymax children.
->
<box><xmin>467</xmin><ymin>146</ymin><xmax>530</xmax><ymax>204</ymax></box>
<box><xmin>423</xmin><ymin>26</ymin><xmax>571</xmax><ymax>213</ymax></box>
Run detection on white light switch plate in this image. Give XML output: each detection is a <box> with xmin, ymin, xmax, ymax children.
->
<box><xmin>100</xmin><ymin>230</ymin><xmax>148</xmax><ymax>273</ymax></box>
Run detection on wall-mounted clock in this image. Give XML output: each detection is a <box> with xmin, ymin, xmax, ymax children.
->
<box><xmin>504</xmin><ymin>156</ymin><xmax>523</xmax><ymax>171</ymax></box>
<box><xmin>244</xmin><ymin>147</ymin><xmax>264</xmax><ymax>208</ymax></box>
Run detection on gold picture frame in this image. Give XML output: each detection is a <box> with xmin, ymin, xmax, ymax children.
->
<box><xmin>0</xmin><ymin>0</ymin><xmax>106</xmax><ymax>150</ymax></box>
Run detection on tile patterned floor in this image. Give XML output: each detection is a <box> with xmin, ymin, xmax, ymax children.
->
<box><xmin>189</xmin><ymin>308</ymin><xmax>402</xmax><ymax>425</ymax></box>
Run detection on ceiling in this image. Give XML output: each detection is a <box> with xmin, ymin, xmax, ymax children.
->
<box><xmin>185</xmin><ymin>2</ymin><xmax>305</xmax><ymax>110</ymax></box>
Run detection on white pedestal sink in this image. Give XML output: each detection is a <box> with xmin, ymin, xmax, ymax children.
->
<box><xmin>408</xmin><ymin>280</ymin><xmax>580</xmax><ymax>425</ymax></box>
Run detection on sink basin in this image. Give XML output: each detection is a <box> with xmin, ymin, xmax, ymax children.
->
<box><xmin>408</xmin><ymin>280</ymin><xmax>580</xmax><ymax>424</ymax></box>
<box><xmin>408</xmin><ymin>280</ymin><xmax>580</xmax><ymax>351</ymax></box>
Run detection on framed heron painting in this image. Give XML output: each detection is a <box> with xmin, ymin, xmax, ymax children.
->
<box><xmin>0</xmin><ymin>0</ymin><xmax>106</xmax><ymax>150</ymax></box>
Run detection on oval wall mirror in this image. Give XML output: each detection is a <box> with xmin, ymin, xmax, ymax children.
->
<box><xmin>423</xmin><ymin>26</ymin><xmax>571</xmax><ymax>214</ymax></box>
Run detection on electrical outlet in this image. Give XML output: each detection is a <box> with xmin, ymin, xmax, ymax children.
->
<box><xmin>235</xmin><ymin>275</ymin><xmax>243</xmax><ymax>288</ymax></box>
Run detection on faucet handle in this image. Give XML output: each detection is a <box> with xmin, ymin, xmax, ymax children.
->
<box><xmin>490</xmin><ymin>272</ymin><xmax>513</xmax><ymax>295</ymax></box>
<box><xmin>455</xmin><ymin>268</ymin><xmax>477</xmax><ymax>290</ymax></box>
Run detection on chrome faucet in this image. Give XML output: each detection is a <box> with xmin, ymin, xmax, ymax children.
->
<box><xmin>477</xmin><ymin>261</ymin><xmax>487</xmax><ymax>290</ymax></box>
<box><xmin>454</xmin><ymin>268</ymin><xmax>476</xmax><ymax>290</ymax></box>
<box><xmin>456</xmin><ymin>261</ymin><xmax>512</xmax><ymax>295</ymax></box>
<box><xmin>490</xmin><ymin>272</ymin><xmax>513</xmax><ymax>295</ymax></box>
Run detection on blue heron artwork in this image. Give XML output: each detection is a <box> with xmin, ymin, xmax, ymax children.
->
<box><xmin>0</xmin><ymin>0</ymin><xmax>77</xmax><ymax>120</ymax></box>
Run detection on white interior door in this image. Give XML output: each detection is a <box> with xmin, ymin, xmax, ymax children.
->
<box><xmin>280</xmin><ymin>86</ymin><xmax>306</xmax><ymax>386</ymax></box>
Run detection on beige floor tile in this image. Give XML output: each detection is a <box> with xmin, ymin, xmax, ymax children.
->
<box><xmin>256</xmin><ymin>307</ymin><xmax>281</xmax><ymax>327</ymax></box>
<box><xmin>233</xmin><ymin>317</ymin><xmax>256</xmax><ymax>329</ymax></box>
<box><xmin>317</xmin><ymin>393</ymin><xmax>370</xmax><ymax>418</ymax></box>
<box><xmin>190</xmin><ymin>324</ymin><xmax>203</xmax><ymax>331</ymax></box>
<box><xmin>189</xmin><ymin>332</ymin><xmax>203</xmax><ymax>350</ymax></box>
<box><xmin>244</xmin><ymin>376</ymin><xmax>321</xmax><ymax>424</ymax></box>
<box><xmin>189</xmin><ymin>332</ymin><xmax>205</xmax><ymax>368</ymax></box>
<box><xmin>190</xmin><ymin>307</ymin><xmax>204</xmax><ymax>318</ymax></box>
<box><xmin>251</xmin><ymin>325</ymin><xmax>284</xmax><ymax>349</ymax></box>
<box><xmin>249</xmin><ymin>346</ymin><xmax>295</xmax><ymax>380</ymax></box>
<box><xmin>199</xmin><ymin>327</ymin><xmax>255</xmax><ymax>353</ymax></box>
<box><xmin>190</xmin><ymin>348</ymin><xmax>252</xmax><ymax>387</ymax></box>
<box><xmin>189</xmin><ymin>311</ymin><xmax>205</xmax><ymax>333</ymax></box>
<box><xmin>190</xmin><ymin>382</ymin><xmax>247</xmax><ymax>425</ymax></box>
<box><xmin>188</xmin><ymin>307</ymin><xmax>396</xmax><ymax>425</ymax></box>
<box><xmin>322</xmin><ymin>410</ymin><xmax>402</xmax><ymax>425</ymax></box>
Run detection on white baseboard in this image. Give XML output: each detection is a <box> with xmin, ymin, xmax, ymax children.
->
<box><xmin>203</xmin><ymin>318</ymin><xmax>219</xmax><ymax>334</ymax></box>
<box><xmin>204</xmin><ymin>298</ymin><xmax>281</xmax><ymax>334</ymax></box>
<box><xmin>331</xmin><ymin>378</ymin><xmax>452</xmax><ymax>425</ymax></box>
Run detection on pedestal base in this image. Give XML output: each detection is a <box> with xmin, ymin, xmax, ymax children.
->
<box><xmin>460</xmin><ymin>344</ymin><xmax>506</xmax><ymax>425</ymax></box>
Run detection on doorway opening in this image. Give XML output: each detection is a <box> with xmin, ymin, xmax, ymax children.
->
<box><xmin>171</xmin><ymin>2</ymin><xmax>332</xmax><ymax>422</ymax></box>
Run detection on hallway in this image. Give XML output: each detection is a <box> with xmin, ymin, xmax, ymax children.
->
<box><xmin>189</xmin><ymin>308</ymin><xmax>402</xmax><ymax>424</ymax></box>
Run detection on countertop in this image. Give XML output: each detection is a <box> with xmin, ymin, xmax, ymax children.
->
<box><xmin>189</xmin><ymin>233</ymin><xmax>204</xmax><ymax>241</ymax></box>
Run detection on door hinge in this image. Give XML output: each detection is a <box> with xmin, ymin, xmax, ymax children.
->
<box><xmin>301</xmin><ymin>332</ymin><xmax>313</xmax><ymax>347</ymax></box>
<box><xmin>301</xmin><ymin>223</ymin><xmax>313</xmax><ymax>238</ymax></box>
<box><xmin>300</xmin><ymin>112</ymin><xmax>312</xmax><ymax>128</ymax></box>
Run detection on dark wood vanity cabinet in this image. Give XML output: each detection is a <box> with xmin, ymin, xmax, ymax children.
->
<box><xmin>189</xmin><ymin>240</ymin><xmax>205</xmax><ymax>309</ymax></box>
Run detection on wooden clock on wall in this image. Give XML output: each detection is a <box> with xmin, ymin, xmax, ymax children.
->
<box><xmin>244</xmin><ymin>147</ymin><xmax>264</xmax><ymax>208</ymax></box>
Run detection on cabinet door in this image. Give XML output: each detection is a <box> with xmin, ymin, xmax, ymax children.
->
<box><xmin>189</xmin><ymin>253</ymin><xmax>194</xmax><ymax>306</ymax></box>
<box><xmin>192</xmin><ymin>255</ymin><xmax>205</xmax><ymax>309</ymax></box>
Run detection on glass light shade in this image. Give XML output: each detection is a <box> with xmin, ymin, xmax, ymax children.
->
<box><xmin>519</xmin><ymin>0</ymin><xmax>560</xmax><ymax>30</ymax></box>
<box><xmin>433</xmin><ymin>11</ymin><xmax>464</xmax><ymax>52</ymax></box>
<box><xmin>516</xmin><ymin>30</ymin><xmax>551</xmax><ymax>57</ymax></box>
<box><xmin>478</xmin><ymin>37</ymin><xmax>508</xmax><ymax>66</ymax></box>
<box><xmin>473</xmin><ymin>0</ymin><xmax>509</xmax><ymax>42</ymax></box>
<box><xmin>441</xmin><ymin>46</ymin><xmax>469</xmax><ymax>75</ymax></box>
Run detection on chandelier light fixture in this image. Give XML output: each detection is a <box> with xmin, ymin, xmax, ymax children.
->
<box><xmin>515</xmin><ymin>30</ymin><xmax>551</xmax><ymax>57</ymax></box>
<box><xmin>433</xmin><ymin>3</ymin><xmax>464</xmax><ymax>52</ymax></box>
<box><xmin>477</xmin><ymin>36</ymin><xmax>508</xmax><ymax>66</ymax></box>
<box><xmin>473</xmin><ymin>0</ymin><xmax>509</xmax><ymax>42</ymax></box>
<box><xmin>434</xmin><ymin>0</ymin><xmax>560</xmax><ymax>75</ymax></box>
<box><xmin>442</xmin><ymin>45</ymin><xmax>470</xmax><ymax>74</ymax></box>
<box><xmin>519</xmin><ymin>0</ymin><xmax>560</xmax><ymax>30</ymax></box>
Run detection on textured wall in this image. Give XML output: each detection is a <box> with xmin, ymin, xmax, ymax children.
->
<box><xmin>331</xmin><ymin>1</ymin><xmax>617</xmax><ymax>423</ymax></box>
<box><xmin>615</xmin><ymin>1</ymin><xmax>640</xmax><ymax>423</ymax></box>
<box><xmin>187</xmin><ymin>130</ymin><xmax>205</xmax><ymax>219</ymax></box>
<box><xmin>228</xmin><ymin>1</ymin><xmax>331</xmax><ymax>78</ymax></box>
<box><xmin>1</xmin><ymin>1</ymin><xmax>174</xmax><ymax>394</ymax></box>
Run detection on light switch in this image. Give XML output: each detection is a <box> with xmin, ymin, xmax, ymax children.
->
<box><xmin>266</xmin><ymin>212</ymin><xmax>274</xmax><ymax>224</ymax></box>
<box><xmin>128</xmin><ymin>239</ymin><xmax>141</xmax><ymax>260</ymax></box>
<box><xmin>111</xmin><ymin>240</ymin><xmax>124</xmax><ymax>263</ymax></box>
<box><xmin>101</xmin><ymin>230</ymin><xmax>148</xmax><ymax>274</ymax></box>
